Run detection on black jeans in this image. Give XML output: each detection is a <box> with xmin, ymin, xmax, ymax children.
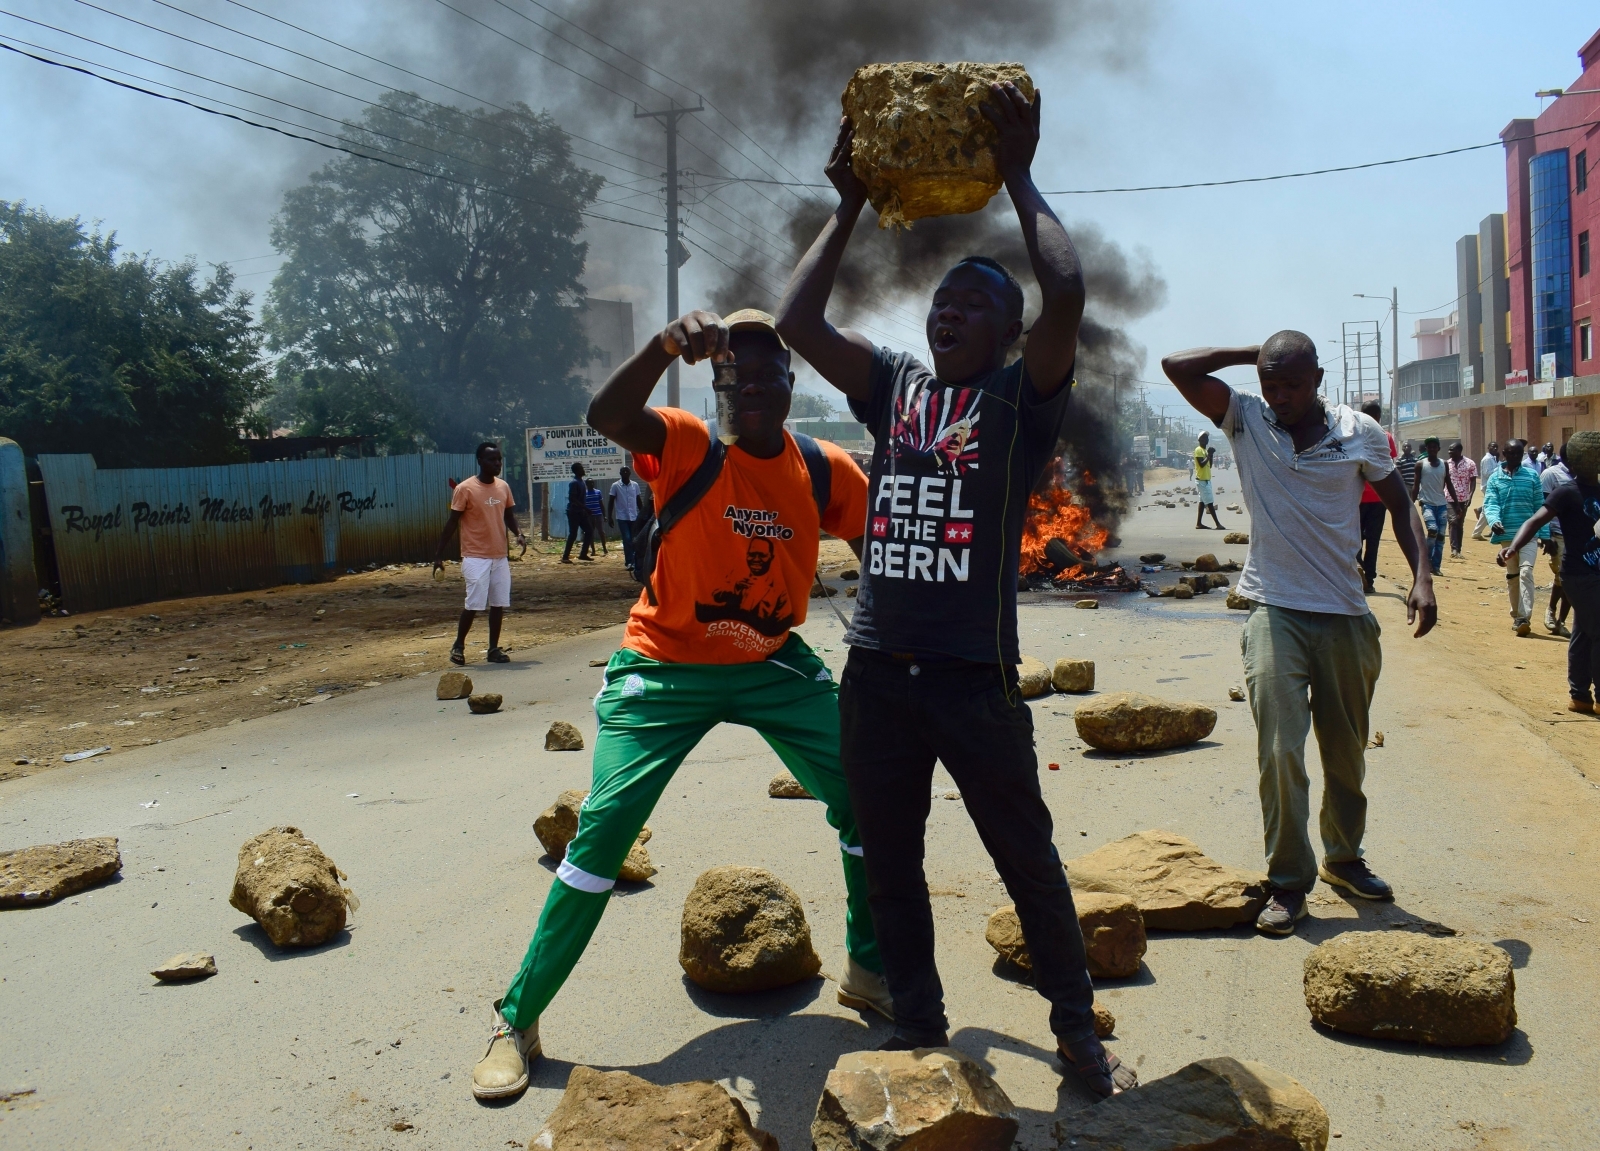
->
<box><xmin>838</xmin><ymin>648</ymin><xmax>1097</xmax><ymax>1043</ymax></box>
<box><xmin>1566</xmin><ymin>566</ymin><xmax>1600</xmax><ymax>704</ymax></box>
<box><xmin>562</xmin><ymin>508</ymin><xmax>590</xmax><ymax>559</ymax></box>
<box><xmin>1359</xmin><ymin>501</ymin><xmax>1387</xmax><ymax>586</ymax></box>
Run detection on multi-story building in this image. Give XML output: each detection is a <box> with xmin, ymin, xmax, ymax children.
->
<box><xmin>1394</xmin><ymin>314</ymin><xmax>1461</xmax><ymax>445</ymax></box>
<box><xmin>1438</xmin><ymin>27</ymin><xmax>1600</xmax><ymax>455</ymax></box>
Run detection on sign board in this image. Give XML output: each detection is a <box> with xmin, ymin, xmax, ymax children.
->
<box><xmin>1540</xmin><ymin>352</ymin><xmax>1558</xmax><ymax>382</ymax></box>
<box><xmin>1131</xmin><ymin>435</ymin><xmax>1150</xmax><ymax>456</ymax></box>
<box><xmin>1549</xmin><ymin>398</ymin><xmax>1591</xmax><ymax>417</ymax></box>
<box><xmin>524</xmin><ymin>424</ymin><xmax>625</xmax><ymax>481</ymax></box>
<box><xmin>1152</xmin><ymin>437</ymin><xmax>1168</xmax><ymax>460</ymax></box>
<box><xmin>1397</xmin><ymin>401</ymin><xmax>1420</xmax><ymax>422</ymax></box>
<box><xmin>1461</xmin><ymin>364</ymin><xmax>1475</xmax><ymax>391</ymax></box>
<box><xmin>1505</xmin><ymin>368</ymin><xmax>1530</xmax><ymax>387</ymax></box>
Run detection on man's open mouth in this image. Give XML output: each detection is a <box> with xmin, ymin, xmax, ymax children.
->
<box><xmin>932</xmin><ymin>326</ymin><xmax>960</xmax><ymax>353</ymax></box>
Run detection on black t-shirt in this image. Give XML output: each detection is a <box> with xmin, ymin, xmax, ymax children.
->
<box><xmin>1544</xmin><ymin>479</ymin><xmax>1600</xmax><ymax>578</ymax></box>
<box><xmin>846</xmin><ymin>347</ymin><xmax>1072</xmax><ymax>665</ymax></box>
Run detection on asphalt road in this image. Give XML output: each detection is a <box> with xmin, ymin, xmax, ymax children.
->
<box><xmin>3</xmin><ymin>495</ymin><xmax>1597</xmax><ymax>1151</ymax></box>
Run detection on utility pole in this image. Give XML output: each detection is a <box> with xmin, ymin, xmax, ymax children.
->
<box><xmin>635</xmin><ymin>100</ymin><xmax>703</xmax><ymax>409</ymax></box>
<box><xmin>1389</xmin><ymin>287</ymin><xmax>1399</xmax><ymax>437</ymax></box>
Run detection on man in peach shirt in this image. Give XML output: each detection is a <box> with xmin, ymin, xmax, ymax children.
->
<box><xmin>433</xmin><ymin>441</ymin><xmax>526</xmax><ymax>665</ymax></box>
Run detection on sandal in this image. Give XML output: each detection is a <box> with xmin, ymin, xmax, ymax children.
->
<box><xmin>1059</xmin><ymin>1037</ymin><xmax>1137</xmax><ymax>1099</ymax></box>
<box><xmin>450</xmin><ymin>645</ymin><xmax>466</xmax><ymax>666</ymax></box>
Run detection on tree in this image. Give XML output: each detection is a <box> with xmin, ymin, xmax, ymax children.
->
<box><xmin>0</xmin><ymin>201</ymin><xmax>268</xmax><ymax>467</ymax></box>
<box><xmin>265</xmin><ymin>93</ymin><xmax>604</xmax><ymax>456</ymax></box>
<box><xmin>788</xmin><ymin>391</ymin><xmax>835</xmax><ymax>420</ymax></box>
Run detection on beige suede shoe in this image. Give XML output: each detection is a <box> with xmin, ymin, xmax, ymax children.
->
<box><xmin>471</xmin><ymin>1000</ymin><xmax>541</xmax><ymax>1100</ymax></box>
<box><xmin>836</xmin><ymin>955</ymin><xmax>895</xmax><ymax>1023</ymax></box>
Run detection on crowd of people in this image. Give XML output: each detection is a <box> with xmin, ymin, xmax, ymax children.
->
<box><xmin>418</xmin><ymin>79</ymin><xmax>1600</xmax><ymax>1115</ymax></box>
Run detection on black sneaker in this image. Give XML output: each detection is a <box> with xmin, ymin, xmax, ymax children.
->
<box><xmin>1255</xmin><ymin>889</ymin><xmax>1308</xmax><ymax>936</ymax></box>
<box><xmin>449</xmin><ymin>645</ymin><xmax>466</xmax><ymax>666</ymax></box>
<box><xmin>1319</xmin><ymin>858</ymin><xmax>1393</xmax><ymax>900</ymax></box>
<box><xmin>877</xmin><ymin>1029</ymin><xmax>948</xmax><ymax>1052</ymax></box>
<box><xmin>486</xmin><ymin>647</ymin><xmax>510</xmax><ymax>663</ymax></box>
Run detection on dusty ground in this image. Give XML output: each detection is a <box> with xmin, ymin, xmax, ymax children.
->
<box><xmin>0</xmin><ymin>543</ymin><xmax>642</xmax><ymax>777</ymax></box>
<box><xmin>0</xmin><ymin>538</ymin><xmax>864</xmax><ymax>779</ymax></box>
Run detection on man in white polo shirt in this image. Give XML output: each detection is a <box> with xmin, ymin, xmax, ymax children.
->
<box><xmin>1163</xmin><ymin>332</ymin><xmax>1437</xmax><ymax>936</ymax></box>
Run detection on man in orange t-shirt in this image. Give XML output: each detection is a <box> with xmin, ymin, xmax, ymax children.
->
<box><xmin>470</xmin><ymin>309</ymin><xmax>889</xmax><ymax>1102</ymax></box>
<box><xmin>433</xmin><ymin>441</ymin><xmax>526</xmax><ymax>665</ymax></box>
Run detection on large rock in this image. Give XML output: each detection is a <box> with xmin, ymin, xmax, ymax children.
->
<box><xmin>1066</xmin><ymin>831</ymin><xmax>1270</xmax><ymax>931</ymax></box>
<box><xmin>679</xmin><ymin>866</ymin><xmax>821</xmax><ymax>993</ymax></box>
<box><xmin>1223</xmin><ymin>532</ymin><xmax>1250</xmax><ymax>545</ymax></box>
<box><xmin>812</xmin><ymin>1048</ymin><xmax>1018</xmax><ymax>1151</ymax></box>
<box><xmin>985</xmin><ymin>891</ymin><xmax>1146</xmax><ymax>979</ymax></box>
<box><xmin>530</xmin><ymin>1065</ymin><xmax>777</xmax><ymax>1151</ymax></box>
<box><xmin>768</xmin><ymin>771</ymin><xmax>815</xmax><ymax>799</ymax></box>
<box><xmin>0</xmin><ymin>836</ymin><xmax>122</xmax><ymax>907</ymax></box>
<box><xmin>1226</xmin><ymin>588</ymin><xmax>1252</xmax><ymax>611</ymax></box>
<box><xmin>534</xmin><ymin>790</ymin><xmax>655</xmax><ymax>882</ymax></box>
<box><xmin>1018</xmin><ymin>656</ymin><xmax>1053</xmax><ymax>698</ymax></box>
<box><xmin>1093</xmin><ymin>1001</ymin><xmax>1117</xmax><ymax>1038</ymax></box>
<box><xmin>1073</xmin><ymin>692</ymin><xmax>1217</xmax><ymax>753</ymax></box>
<box><xmin>436</xmin><ymin>670</ymin><xmax>472</xmax><ymax>699</ymax></box>
<box><xmin>228</xmin><ymin>826</ymin><xmax>352</xmax><ymax>947</ymax></box>
<box><xmin>841</xmin><ymin>62</ymin><xmax>1034</xmax><ymax>228</ymax></box>
<box><xmin>1052</xmin><ymin>658</ymin><xmax>1096</xmax><ymax>693</ymax></box>
<box><xmin>545</xmin><ymin>720</ymin><xmax>584</xmax><ymax>751</ymax></box>
<box><xmin>467</xmin><ymin>692</ymin><xmax>502</xmax><ymax>714</ymax></box>
<box><xmin>1303</xmin><ymin>932</ymin><xmax>1516</xmax><ymax>1046</ymax></box>
<box><xmin>1193</xmin><ymin>553</ymin><xmax>1221</xmax><ymax>572</ymax></box>
<box><xmin>1055</xmin><ymin>1058</ymin><xmax>1327</xmax><ymax>1151</ymax></box>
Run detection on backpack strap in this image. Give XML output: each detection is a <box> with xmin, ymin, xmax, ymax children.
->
<box><xmin>657</xmin><ymin>437</ymin><xmax>727</xmax><ymax>534</ymax></box>
<box><xmin>791</xmin><ymin>432</ymin><xmax>832</xmax><ymax>519</ymax></box>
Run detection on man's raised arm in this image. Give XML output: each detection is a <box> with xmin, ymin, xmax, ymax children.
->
<box><xmin>775</xmin><ymin>118</ymin><xmax>877</xmax><ymax>401</ymax></box>
<box><xmin>1161</xmin><ymin>346</ymin><xmax>1257</xmax><ymax>425</ymax></box>
<box><xmin>984</xmin><ymin>84</ymin><xmax>1083</xmax><ymax>400</ymax></box>
<box><xmin>587</xmin><ymin>311</ymin><xmax>730</xmax><ymax>456</ymax></box>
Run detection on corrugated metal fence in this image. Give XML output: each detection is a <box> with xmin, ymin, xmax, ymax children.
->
<box><xmin>37</xmin><ymin>452</ymin><xmax>477</xmax><ymax>611</ymax></box>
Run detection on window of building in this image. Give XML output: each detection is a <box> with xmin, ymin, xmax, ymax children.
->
<box><xmin>1582</xmin><ymin>321</ymin><xmax>1593</xmax><ymax>362</ymax></box>
<box><xmin>1579</xmin><ymin>150</ymin><xmax>1589</xmax><ymax>193</ymax></box>
<box><xmin>1582</xmin><ymin>230</ymin><xmax>1592</xmax><ymax>277</ymax></box>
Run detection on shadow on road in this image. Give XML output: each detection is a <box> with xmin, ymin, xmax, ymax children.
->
<box><xmin>230</xmin><ymin>921</ymin><xmax>353</xmax><ymax>959</ymax></box>
<box><xmin>1079</xmin><ymin>741</ymin><xmax>1224</xmax><ymax>762</ymax></box>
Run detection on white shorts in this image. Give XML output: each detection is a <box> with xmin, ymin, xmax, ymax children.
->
<box><xmin>1196</xmin><ymin>479</ymin><xmax>1214</xmax><ymax>504</ymax></box>
<box><xmin>461</xmin><ymin>556</ymin><xmax>511</xmax><ymax>611</ymax></box>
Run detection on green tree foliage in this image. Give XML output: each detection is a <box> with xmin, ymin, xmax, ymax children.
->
<box><xmin>0</xmin><ymin>201</ymin><xmax>268</xmax><ymax>466</ymax></box>
<box><xmin>787</xmin><ymin>391</ymin><xmax>835</xmax><ymax>420</ymax></box>
<box><xmin>265</xmin><ymin>93</ymin><xmax>603</xmax><ymax>456</ymax></box>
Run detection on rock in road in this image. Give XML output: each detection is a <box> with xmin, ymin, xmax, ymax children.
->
<box><xmin>530</xmin><ymin>1065</ymin><xmax>778</xmax><ymax>1150</ymax></box>
<box><xmin>812</xmin><ymin>1047</ymin><xmax>1018</xmax><ymax>1151</ymax></box>
<box><xmin>533</xmin><ymin>789</ymin><xmax>655</xmax><ymax>882</ymax></box>
<box><xmin>679</xmin><ymin>866</ymin><xmax>821</xmax><ymax>993</ymax></box>
<box><xmin>1067</xmin><ymin>830</ymin><xmax>1270</xmax><ymax>930</ymax></box>
<box><xmin>0</xmin><ymin>836</ymin><xmax>122</xmax><ymax>907</ymax></box>
<box><xmin>1073</xmin><ymin>691</ymin><xmax>1217</xmax><ymax>752</ymax></box>
<box><xmin>1303</xmin><ymin>932</ymin><xmax>1517</xmax><ymax>1046</ymax></box>
<box><xmin>985</xmin><ymin>891</ymin><xmax>1146</xmax><ymax>979</ymax></box>
<box><xmin>228</xmin><ymin>826</ymin><xmax>353</xmax><ymax>948</ymax></box>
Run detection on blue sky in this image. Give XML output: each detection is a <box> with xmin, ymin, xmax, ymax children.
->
<box><xmin>3</xmin><ymin>1</ymin><xmax>1597</xmax><ymax>415</ymax></box>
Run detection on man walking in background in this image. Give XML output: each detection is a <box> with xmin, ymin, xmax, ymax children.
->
<box><xmin>1473</xmin><ymin>442</ymin><xmax>1500</xmax><ymax>540</ymax></box>
<box><xmin>1541</xmin><ymin>442</ymin><xmax>1574</xmax><ymax>637</ymax></box>
<box><xmin>1194</xmin><ymin>432</ymin><xmax>1226</xmax><ymax>530</ymax></box>
<box><xmin>1396</xmin><ymin>440</ymin><xmax>1419</xmax><ymax>501</ymax></box>
<box><xmin>1163</xmin><ymin>332</ymin><xmax>1435</xmax><ymax>938</ymax></box>
<box><xmin>1357</xmin><ymin>400</ymin><xmax>1397</xmax><ymax>594</ymax></box>
<box><xmin>1483</xmin><ymin>438</ymin><xmax>1549</xmax><ymax>637</ymax></box>
<box><xmin>1414</xmin><ymin>436</ymin><xmax>1448</xmax><ymax>576</ymax></box>
<box><xmin>433</xmin><ymin>441</ymin><xmax>526</xmax><ymax>666</ymax></box>
<box><xmin>560</xmin><ymin>462</ymin><xmax>591</xmax><ymax>563</ymax></box>
<box><xmin>584</xmin><ymin>479</ymin><xmax>608</xmax><ymax>556</ymax></box>
<box><xmin>1444</xmin><ymin>441</ymin><xmax>1477</xmax><ymax>561</ymax></box>
<box><xmin>608</xmin><ymin>464</ymin><xmax>644</xmax><ymax>572</ymax></box>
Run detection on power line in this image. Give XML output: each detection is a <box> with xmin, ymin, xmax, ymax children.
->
<box><xmin>0</xmin><ymin>41</ymin><xmax>664</xmax><ymax>235</ymax></box>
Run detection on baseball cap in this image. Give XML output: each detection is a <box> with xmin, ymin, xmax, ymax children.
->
<box><xmin>722</xmin><ymin>307</ymin><xmax>788</xmax><ymax>351</ymax></box>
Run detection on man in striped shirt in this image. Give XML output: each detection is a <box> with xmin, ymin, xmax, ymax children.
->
<box><xmin>1482</xmin><ymin>438</ymin><xmax>1550</xmax><ymax>635</ymax></box>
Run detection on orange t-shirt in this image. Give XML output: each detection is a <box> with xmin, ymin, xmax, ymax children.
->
<box><xmin>451</xmin><ymin>476</ymin><xmax>515</xmax><ymax>558</ymax></box>
<box><xmin>623</xmin><ymin>407</ymin><xmax>868</xmax><ymax>664</ymax></box>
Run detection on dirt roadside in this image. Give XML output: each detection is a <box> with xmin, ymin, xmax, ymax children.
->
<box><xmin>0</xmin><ymin>537</ymin><xmax>863</xmax><ymax>780</ymax></box>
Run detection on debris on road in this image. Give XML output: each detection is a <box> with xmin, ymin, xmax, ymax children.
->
<box><xmin>812</xmin><ymin>1047</ymin><xmax>1018</xmax><ymax>1151</ymax></box>
<box><xmin>1075</xmin><ymin>598</ymin><xmax>1099</xmax><ymax>609</ymax></box>
<box><xmin>1093</xmin><ymin>1001</ymin><xmax>1116</xmax><ymax>1038</ymax></box>
<box><xmin>228</xmin><ymin>826</ymin><xmax>353</xmax><ymax>947</ymax></box>
<box><xmin>1369</xmin><ymin>731</ymin><xmax>1385</xmax><ymax>748</ymax></box>
<box><xmin>1303</xmin><ymin>932</ymin><xmax>1517</xmax><ymax>1046</ymax></box>
<box><xmin>767</xmin><ymin>771</ymin><xmax>814</xmax><ymax>799</ymax></box>
<box><xmin>1229</xmin><ymin>686</ymin><xmax>1246</xmax><ymax>701</ymax></box>
<box><xmin>1054</xmin><ymin>1057</ymin><xmax>1329</xmax><ymax>1151</ymax></box>
<box><xmin>1073</xmin><ymin>691</ymin><xmax>1217</xmax><ymax>752</ymax></box>
<box><xmin>533</xmin><ymin>1066</ymin><xmax>777</xmax><ymax>1151</ymax></box>
<box><xmin>151</xmin><ymin>952</ymin><xmax>217</xmax><ymax>981</ymax></box>
<box><xmin>534</xmin><ymin>790</ymin><xmax>654</xmax><ymax>882</ymax></box>
<box><xmin>467</xmin><ymin>693</ymin><xmax>502</xmax><ymax>714</ymax></box>
<box><xmin>1017</xmin><ymin>656</ymin><xmax>1052</xmax><ymax>698</ymax></box>
<box><xmin>987</xmin><ymin>890</ymin><xmax>1146</xmax><ymax>979</ymax></box>
<box><xmin>1226</xmin><ymin>588</ymin><xmax>1252</xmax><ymax>610</ymax></box>
<box><xmin>679</xmin><ymin>866</ymin><xmax>820</xmax><ymax>993</ymax></box>
<box><xmin>1067</xmin><ymin>830</ymin><xmax>1270</xmax><ymax>930</ymax></box>
<box><xmin>1224</xmin><ymin>532</ymin><xmax>1251</xmax><ymax>544</ymax></box>
<box><xmin>0</xmin><ymin>836</ymin><xmax>122</xmax><ymax>907</ymax></box>
<box><xmin>436</xmin><ymin>671</ymin><xmax>472</xmax><ymax>700</ymax></box>
<box><xmin>545</xmin><ymin>720</ymin><xmax>584</xmax><ymax>751</ymax></box>
<box><xmin>1052</xmin><ymin>658</ymin><xmax>1095</xmax><ymax>693</ymax></box>
<box><xmin>62</xmin><ymin>746</ymin><xmax>112</xmax><ymax>763</ymax></box>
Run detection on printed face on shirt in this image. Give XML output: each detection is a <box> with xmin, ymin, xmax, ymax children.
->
<box><xmin>745</xmin><ymin>538</ymin><xmax>774</xmax><ymax>576</ymax></box>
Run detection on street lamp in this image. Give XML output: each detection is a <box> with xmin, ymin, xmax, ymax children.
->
<box><xmin>1354</xmin><ymin>290</ymin><xmax>1399</xmax><ymax>434</ymax></box>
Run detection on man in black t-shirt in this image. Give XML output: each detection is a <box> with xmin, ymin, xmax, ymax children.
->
<box><xmin>777</xmin><ymin>84</ymin><xmax>1135</xmax><ymax>1099</ymax></box>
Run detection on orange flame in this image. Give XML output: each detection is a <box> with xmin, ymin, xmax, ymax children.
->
<box><xmin>1020</xmin><ymin>464</ymin><xmax>1110</xmax><ymax>577</ymax></box>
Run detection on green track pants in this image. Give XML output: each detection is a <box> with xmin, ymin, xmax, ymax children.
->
<box><xmin>500</xmin><ymin>633</ymin><xmax>880</xmax><ymax>1030</ymax></box>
